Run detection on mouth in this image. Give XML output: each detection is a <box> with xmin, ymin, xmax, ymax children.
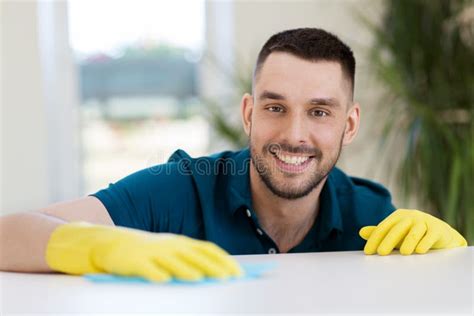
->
<box><xmin>271</xmin><ymin>151</ymin><xmax>315</xmax><ymax>173</ymax></box>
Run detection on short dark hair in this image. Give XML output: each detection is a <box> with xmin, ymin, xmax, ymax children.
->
<box><xmin>254</xmin><ymin>28</ymin><xmax>356</xmax><ymax>96</ymax></box>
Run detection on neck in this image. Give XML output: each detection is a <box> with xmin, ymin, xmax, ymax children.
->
<box><xmin>250</xmin><ymin>164</ymin><xmax>327</xmax><ymax>251</ymax></box>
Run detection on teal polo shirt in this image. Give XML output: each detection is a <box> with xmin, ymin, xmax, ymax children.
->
<box><xmin>91</xmin><ymin>148</ymin><xmax>396</xmax><ymax>254</ymax></box>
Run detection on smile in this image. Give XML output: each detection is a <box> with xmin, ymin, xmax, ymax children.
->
<box><xmin>272</xmin><ymin>152</ymin><xmax>315</xmax><ymax>173</ymax></box>
<box><xmin>274</xmin><ymin>152</ymin><xmax>311</xmax><ymax>165</ymax></box>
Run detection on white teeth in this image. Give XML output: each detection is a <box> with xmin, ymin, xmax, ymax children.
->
<box><xmin>275</xmin><ymin>153</ymin><xmax>310</xmax><ymax>165</ymax></box>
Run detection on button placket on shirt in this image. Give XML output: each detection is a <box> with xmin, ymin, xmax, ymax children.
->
<box><xmin>246</xmin><ymin>209</ymin><xmax>265</xmax><ymax>236</ymax></box>
<box><xmin>244</xmin><ymin>208</ymin><xmax>279</xmax><ymax>254</ymax></box>
<box><xmin>246</xmin><ymin>209</ymin><xmax>263</xmax><ymax>235</ymax></box>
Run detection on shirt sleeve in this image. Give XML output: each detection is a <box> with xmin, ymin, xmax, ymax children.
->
<box><xmin>351</xmin><ymin>176</ymin><xmax>397</xmax><ymax>225</ymax></box>
<box><xmin>90</xmin><ymin>160</ymin><xmax>197</xmax><ymax>232</ymax></box>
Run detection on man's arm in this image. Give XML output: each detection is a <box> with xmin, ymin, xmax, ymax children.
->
<box><xmin>0</xmin><ymin>196</ymin><xmax>113</xmax><ymax>272</ymax></box>
<box><xmin>0</xmin><ymin>197</ymin><xmax>242</xmax><ymax>282</ymax></box>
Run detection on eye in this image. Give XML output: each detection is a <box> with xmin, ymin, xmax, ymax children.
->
<box><xmin>267</xmin><ymin>105</ymin><xmax>285</xmax><ymax>113</ymax></box>
<box><xmin>310</xmin><ymin>109</ymin><xmax>328</xmax><ymax>117</ymax></box>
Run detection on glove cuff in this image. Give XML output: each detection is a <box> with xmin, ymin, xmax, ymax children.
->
<box><xmin>45</xmin><ymin>222</ymin><xmax>108</xmax><ymax>275</ymax></box>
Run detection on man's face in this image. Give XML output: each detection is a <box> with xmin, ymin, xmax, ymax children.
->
<box><xmin>242</xmin><ymin>52</ymin><xmax>359</xmax><ymax>200</ymax></box>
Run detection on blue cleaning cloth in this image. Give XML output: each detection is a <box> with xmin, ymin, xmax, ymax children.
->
<box><xmin>84</xmin><ymin>262</ymin><xmax>277</xmax><ymax>285</ymax></box>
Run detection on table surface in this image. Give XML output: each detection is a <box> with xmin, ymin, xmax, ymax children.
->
<box><xmin>1</xmin><ymin>247</ymin><xmax>473</xmax><ymax>315</ymax></box>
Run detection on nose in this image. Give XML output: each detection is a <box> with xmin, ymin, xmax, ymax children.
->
<box><xmin>283</xmin><ymin>112</ymin><xmax>310</xmax><ymax>145</ymax></box>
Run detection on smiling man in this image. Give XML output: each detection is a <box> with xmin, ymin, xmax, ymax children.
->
<box><xmin>243</xmin><ymin>44</ymin><xmax>360</xmax><ymax>253</ymax></box>
<box><xmin>0</xmin><ymin>28</ymin><xmax>467</xmax><ymax>282</ymax></box>
<box><xmin>249</xmin><ymin>59</ymin><xmax>351</xmax><ymax>202</ymax></box>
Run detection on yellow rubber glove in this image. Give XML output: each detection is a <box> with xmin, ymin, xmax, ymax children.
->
<box><xmin>46</xmin><ymin>222</ymin><xmax>243</xmax><ymax>282</ymax></box>
<box><xmin>359</xmin><ymin>209</ymin><xmax>467</xmax><ymax>256</ymax></box>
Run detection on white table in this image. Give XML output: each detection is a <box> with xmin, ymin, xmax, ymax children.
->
<box><xmin>1</xmin><ymin>247</ymin><xmax>473</xmax><ymax>315</ymax></box>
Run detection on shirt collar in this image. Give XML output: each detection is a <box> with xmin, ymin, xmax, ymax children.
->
<box><xmin>316</xmin><ymin>171</ymin><xmax>344</xmax><ymax>239</ymax></box>
<box><xmin>227</xmin><ymin>147</ymin><xmax>253</xmax><ymax>215</ymax></box>
<box><xmin>226</xmin><ymin>148</ymin><xmax>344</xmax><ymax>236</ymax></box>
<box><xmin>168</xmin><ymin>148</ymin><xmax>252</xmax><ymax>216</ymax></box>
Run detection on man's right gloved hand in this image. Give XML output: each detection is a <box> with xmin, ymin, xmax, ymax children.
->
<box><xmin>45</xmin><ymin>222</ymin><xmax>243</xmax><ymax>282</ymax></box>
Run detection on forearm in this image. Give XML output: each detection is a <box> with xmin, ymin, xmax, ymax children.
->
<box><xmin>0</xmin><ymin>212</ymin><xmax>66</xmax><ymax>272</ymax></box>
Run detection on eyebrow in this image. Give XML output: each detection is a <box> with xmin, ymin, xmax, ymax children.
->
<box><xmin>258</xmin><ymin>90</ymin><xmax>340</xmax><ymax>107</ymax></box>
<box><xmin>309</xmin><ymin>97</ymin><xmax>340</xmax><ymax>107</ymax></box>
<box><xmin>258</xmin><ymin>90</ymin><xmax>286</xmax><ymax>101</ymax></box>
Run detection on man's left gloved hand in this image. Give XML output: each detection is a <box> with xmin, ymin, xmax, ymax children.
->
<box><xmin>359</xmin><ymin>209</ymin><xmax>467</xmax><ymax>255</ymax></box>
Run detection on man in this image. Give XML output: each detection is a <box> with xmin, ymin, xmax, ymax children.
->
<box><xmin>0</xmin><ymin>28</ymin><xmax>467</xmax><ymax>282</ymax></box>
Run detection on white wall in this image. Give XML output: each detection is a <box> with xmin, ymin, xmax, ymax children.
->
<box><xmin>1</xmin><ymin>1</ymin><xmax>50</xmax><ymax>214</ymax></box>
<box><xmin>0</xmin><ymin>1</ymin><xmax>80</xmax><ymax>214</ymax></box>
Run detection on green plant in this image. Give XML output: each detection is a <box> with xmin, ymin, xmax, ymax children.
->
<box><xmin>363</xmin><ymin>0</ymin><xmax>474</xmax><ymax>243</ymax></box>
<box><xmin>201</xmin><ymin>53</ymin><xmax>251</xmax><ymax>149</ymax></box>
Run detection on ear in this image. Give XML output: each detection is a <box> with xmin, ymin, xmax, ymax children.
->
<box><xmin>342</xmin><ymin>102</ymin><xmax>360</xmax><ymax>145</ymax></box>
<box><xmin>241</xmin><ymin>93</ymin><xmax>253</xmax><ymax>136</ymax></box>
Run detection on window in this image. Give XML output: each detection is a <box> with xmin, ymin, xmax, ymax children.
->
<box><xmin>68</xmin><ymin>0</ymin><xmax>208</xmax><ymax>194</ymax></box>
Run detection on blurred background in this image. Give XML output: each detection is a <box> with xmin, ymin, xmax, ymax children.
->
<box><xmin>1</xmin><ymin>0</ymin><xmax>473</xmax><ymax>243</ymax></box>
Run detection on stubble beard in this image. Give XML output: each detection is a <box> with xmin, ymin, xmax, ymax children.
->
<box><xmin>249</xmin><ymin>135</ymin><xmax>344</xmax><ymax>200</ymax></box>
